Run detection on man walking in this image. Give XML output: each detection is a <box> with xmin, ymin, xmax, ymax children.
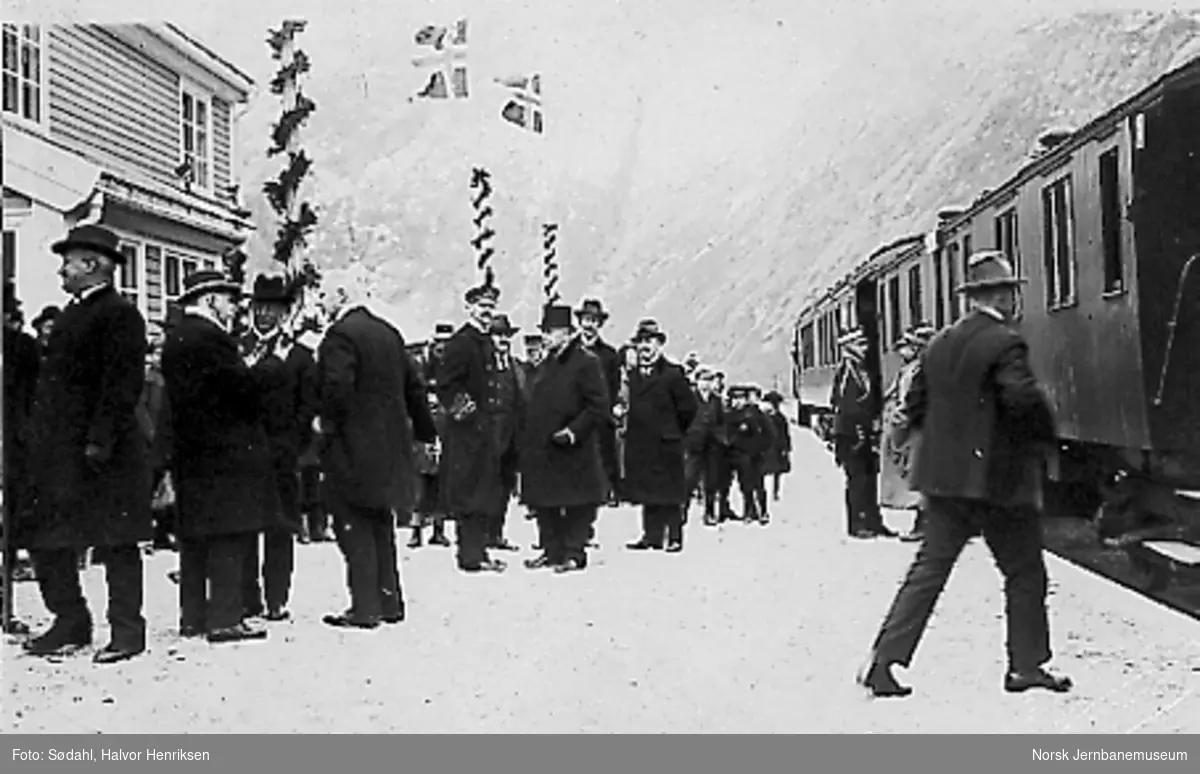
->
<box><xmin>318</xmin><ymin>284</ymin><xmax>436</xmax><ymax>629</ymax></box>
<box><xmin>520</xmin><ymin>305</ymin><xmax>610</xmax><ymax>573</ymax></box>
<box><xmin>858</xmin><ymin>251</ymin><xmax>1071</xmax><ymax>698</ymax></box>
<box><xmin>21</xmin><ymin>225</ymin><xmax>150</xmax><ymax>662</ymax></box>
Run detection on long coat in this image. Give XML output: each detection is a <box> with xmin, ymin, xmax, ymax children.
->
<box><xmin>762</xmin><ymin>411</ymin><xmax>792</xmax><ymax>474</ymax></box>
<box><xmin>903</xmin><ymin>310</ymin><xmax>1055</xmax><ymax>509</ymax></box>
<box><xmin>435</xmin><ymin>322</ymin><xmax>502</xmax><ymax>515</ymax></box>
<box><xmin>622</xmin><ymin>356</ymin><xmax>698</xmax><ymax>505</ymax></box>
<box><xmin>879</xmin><ymin>360</ymin><xmax>921</xmax><ymax>508</ymax></box>
<box><xmin>24</xmin><ymin>285</ymin><xmax>151</xmax><ymax>548</ymax></box>
<box><xmin>162</xmin><ymin>312</ymin><xmax>278</xmax><ymax>538</ymax></box>
<box><xmin>829</xmin><ymin>357</ymin><xmax>875</xmax><ymax>467</ymax></box>
<box><xmin>4</xmin><ymin>326</ymin><xmax>41</xmax><ymax>523</ymax></box>
<box><xmin>583</xmin><ymin>336</ymin><xmax>621</xmax><ymax>486</ymax></box>
<box><xmin>518</xmin><ymin>337</ymin><xmax>610</xmax><ymax>508</ymax></box>
<box><xmin>251</xmin><ymin>341</ymin><xmax>318</xmax><ymax>531</ymax></box>
<box><xmin>318</xmin><ymin>307</ymin><xmax>436</xmax><ymax>512</ymax></box>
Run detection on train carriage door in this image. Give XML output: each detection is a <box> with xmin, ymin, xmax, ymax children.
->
<box><xmin>855</xmin><ymin>278</ymin><xmax>884</xmax><ymax>416</ymax></box>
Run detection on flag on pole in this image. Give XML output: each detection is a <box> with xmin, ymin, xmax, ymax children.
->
<box><xmin>495</xmin><ymin>72</ymin><xmax>543</xmax><ymax>133</ymax></box>
<box><xmin>411</xmin><ymin>17</ymin><xmax>469</xmax><ymax>100</ymax></box>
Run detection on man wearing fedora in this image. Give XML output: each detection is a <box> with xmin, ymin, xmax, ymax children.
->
<box><xmin>622</xmin><ymin>319</ymin><xmax>698</xmax><ymax>553</ymax></box>
<box><xmin>858</xmin><ymin>250</ymin><xmax>1071</xmax><ymax>698</ymax></box>
<box><xmin>317</xmin><ymin>281</ymin><xmax>436</xmax><ymax>629</ymax></box>
<box><xmin>162</xmin><ymin>268</ymin><xmax>280</xmax><ymax>644</ymax></box>
<box><xmin>435</xmin><ymin>281</ymin><xmax>508</xmax><ymax>573</ymax></box>
<box><xmin>484</xmin><ymin>313</ymin><xmax>524</xmax><ymax>552</ymax></box>
<box><xmin>21</xmin><ymin>224</ymin><xmax>151</xmax><ymax>662</ymax></box>
<box><xmin>574</xmin><ymin>298</ymin><xmax>621</xmax><ymax>504</ymax></box>
<box><xmin>830</xmin><ymin>328</ymin><xmax>892</xmax><ymax>539</ymax></box>
<box><xmin>240</xmin><ymin>274</ymin><xmax>318</xmax><ymax>622</ymax></box>
<box><xmin>519</xmin><ymin>304</ymin><xmax>610</xmax><ymax>573</ymax></box>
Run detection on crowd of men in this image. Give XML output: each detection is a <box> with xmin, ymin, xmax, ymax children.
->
<box><xmin>0</xmin><ymin>224</ymin><xmax>792</xmax><ymax>661</ymax></box>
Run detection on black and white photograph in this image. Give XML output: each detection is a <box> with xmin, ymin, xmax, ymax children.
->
<box><xmin>3</xmin><ymin>0</ymin><xmax>1200</xmax><ymax>750</ymax></box>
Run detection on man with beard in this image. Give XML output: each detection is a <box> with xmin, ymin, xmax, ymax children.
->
<box><xmin>574</xmin><ymin>298</ymin><xmax>621</xmax><ymax>504</ymax></box>
<box><xmin>435</xmin><ymin>281</ymin><xmax>507</xmax><ymax>574</ymax></box>
<box><xmin>621</xmin><ymin>319</ymin><xmax>697</xmax><ymax>553</ymax></box>
<box><xmin>484</xmin><ymin>313</ymin><xmax>523</xmax><ymax>552</ymax></box>
<box><xmin>21</xmin><ymin>225</ymin><xmax>150</xmax><ymax>662</ymax></box>
<box><xmin>240</xmin><ymin>274</ymin><xmax>318</xmax><ymax>622</ymax></box>
<box><xmin>318</xmin><ymin>282</ymin><xmax>436</xmax><ymax>629</ymax></box>
<box><xmin>724</xmin><ymin>385</ymin><xmax>773</xmax><ymax>524</ymax></box>
<box><xmin>684</xmin><ymin>366</ymin><xmax>726</xmax><ymax>526</ymax></box>
<box><xmin>3</xmin><ymin>282</ymin><xmax>40</xmax><ymax>633</ymax></box>
<box><xmin>831</xmin><ymin>329</ymin><xmax>893</xmax><ymax>538</ymax></box>
<box><xmin>520</xmin><ymin>304</ymin><xmax>610</xmax><ymax>573</ymax></box>
<box><xmin>163</xmin><ymin>269</ymin><xmax>279</xmax><ymax>643</ymax></box>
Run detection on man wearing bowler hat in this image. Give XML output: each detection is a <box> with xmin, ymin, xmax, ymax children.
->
<box><xmin>435</xmin><ymin>280</ymin><xmax>508</xmax><ymax>573</ymax></box>
<box><xmin>519</xmin><ymin>304</ymin><xmax>610</xmax><ymax>572</ymax></box>
<box><xmin>484</xmin><ymin>313</ymin><xmax>524</xmax><ymax>552</ymax></box>
<box><xmin>621</xmin><ymin>318</ymin><xmax>697</xmax><ymax>553</ymax></box>
<box><xmin>240</xmin><ymin>274</ymin><xmax>318</xmax><ymax>622</ymax></box>
<box><xmin>574</xmin><ymin>298</ymin><xmax>621</xmax><ymax>504</ymax></box>
<box><xmin>21</xmin><ymin>224</ymin><xmax>151</xmax><ymax>662</ymax></box>
<box><xmin>858</xmin><ymin>250</ymin><xmax>1071</xmax><ymax>698</ymax></box>
<box><xmin>162</xmin><ymin>268</ymin><xmax>280</xmax><ymax>643</ymax></box>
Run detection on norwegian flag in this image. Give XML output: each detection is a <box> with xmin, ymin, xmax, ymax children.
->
<box><xmin>411</xmin><ymin>17</ymin><xmax>469</xmax><ymax>100</ymax></box>
<box><xmin>495</xmin><ymin>73</ymin><xmax>543</xmax><ymax>133</ymax></box>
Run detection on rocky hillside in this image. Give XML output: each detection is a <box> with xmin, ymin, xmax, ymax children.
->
<box><xmin>186</xmin><ymin>2</ymin><xmax>1200</xmax><ymax>384</ymax></box>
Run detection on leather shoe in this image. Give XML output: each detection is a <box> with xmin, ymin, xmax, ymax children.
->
<box><xmin>322</xmin><ymin>613</ymin><xmax>379</xmax><ymax>630</ymax></box>
<box><xmin>93</xmin><ymin>643</ymin><xmax>144</xmax><ymax>664</ymax></box>
<box><xmin>554</xmin><ymin>557</ymin><xmax>587</xmax><ymax>574</ymax></box>
<box><xmin>207</xmin><ymin>623</ymin><xmax>268</xmax><ymax>643</ymax></box>
<box><xmin>665</xmin><ymin>542</ymin><xmax>683</xmax><ymax>553</ymax></box>
<box><xmin>856</xmin><ymin>660</ymin><xmax>913</xmax><ymax>698</ymax></box>
<box><xmin>263</xmin><ymin>608</ymin><xmax>291</xmax><ymax>622</ymax></box>
<box><xmin>22</xmin><ymin>624</ymin><xmax>92</xmax><ymax>656</ymax></box>
<box><xmin>625</xmin><ymin>540</ymin><xmax>660</xmax><ymax>551</ymax></box>
<box><xmin>524</xmin><ymin>554</ymin><xmax>557</xmax><ymax>570</ymax></box>
<box><xmin>179</xmin><ymin>624</ymin><xmax>206</xmax><ymax>638</ymax></box>
<box><xmin>1004</xmin><ymin>668</ymin><xmax>1072</xmax><ymax>694</ymax></box>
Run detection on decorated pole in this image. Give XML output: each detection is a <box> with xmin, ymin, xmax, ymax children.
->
<box><xmin>541</xmin><ymin>222</ymin><xmax>560</xmax><ymax>304</ymax></box>
<box><xmin>470</xmin><ymin>166</ymin><xmax>497</xmax><ymax>286</ymax></box>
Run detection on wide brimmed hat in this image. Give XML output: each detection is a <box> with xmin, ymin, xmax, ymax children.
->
<box><xmin>633</xmin><ymin>318</ymin><xmax>667</xmax><ymax>343</ymax></box>
<box><xmin>434</xmin><ymin>322</ymin><xmax>455</xmax><ymax>340</ymax></box>
<box><xmin>901</xmin><ymin>323</ymin><xmax>937</xmax><ymax>347</ymax></box>
<box><xmin>464</xmin><ymin>282</ymin><xmax>500</xmax><ymax>305</ymax></box>
<box><xmin>956</xmin><ymin>250</ymin><xmax>1027</xmax><ymax>293</ymax></box>
<box><xmin>50</xmin><ymin>224</ymin><xmax>127</xmax><ymax>265</ymax></box>
<box><xmin>539</xmin><ymin>304</ymin><xmax>574</xmax><ymax>331</ymax></box>
<box><xmin>178</xmin><ymin>269</ymin><xmax>242</xmax><ymax>304</ymax></box>
<box><xmin>837</xmin><ymin>328</ymin><xmax>867</xmax><ymax>347</ymax></box>
<box><xmin>763</xmin><ymin>390</ymin><xmax>784</xmax><ymax>404</ymax></box>
<box><xmin>251</xmin><ymin>274</ymin><xmax>296</xmax><ymax>304</ymax></box>
<box><xmin>574</xmin><ymin>297</ymin><xmax>609</xmax><ymax>322</ymax></box>
<box><xmin>490</xmin><ymin>313</ymin><xmax>520</xmax><ymax>337</ymax></box>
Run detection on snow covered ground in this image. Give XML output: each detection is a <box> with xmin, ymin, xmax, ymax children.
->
<box><xmin>4</xmin><ymin>429</ymin><xmax>1197</xmax><ymax>733</ymax></box>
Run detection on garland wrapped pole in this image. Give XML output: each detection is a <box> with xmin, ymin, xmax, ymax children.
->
<box><xmin>469</xmin><ymin>166</ymin><xmax>497</xmax><ymax>286</ymax></box>
<box><xmin>263</xmin><ymin>19</ymin><xmax>322</xmax><ymax>336</ymax></box>
<box><xmin>542</xmin><ymin>222</ymin><xmax>560</xmax><ymax>303</ymax></box>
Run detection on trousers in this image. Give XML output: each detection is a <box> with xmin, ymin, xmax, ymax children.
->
<box><xmin>178</xmin><ymin>534</ymin><xmax>246</xmax><ymax>632</ymax></box>
<box><xmin>31</xmin><ymin>544</ymin><xmax>144</xmax><ymax>648</ymax></box>
<box><xmin>536</xmin><ymin>506</ymin><xmax>598</xmax><ymax>564</ymax></box>
<box><xmin>330</xmin><ymin>496</ymin><xmax>403</xmax><ymax>622</ymax></box>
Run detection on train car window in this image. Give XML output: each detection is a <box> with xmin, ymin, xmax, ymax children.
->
<box><xmin>908</xmin><ymin>264</ymin><xmax>923</xmax><ymax>325</ymax></box>
<box><xmin>2</xmin><ymin>229</ymin><xmax>14</xmax><ymax>282</ymax></box>
<box><xmin>888</xmin><ymin>274</ymin><xmax>902</xmax><ymax>346</ymax></box>
<box><xmin>878</xmin><ymin>283</ymin><xmax>888</xmax><ymax>352</ymax></box>
<box><xmin>994</xmin><ymin>208</ymin><xmax>1023</xmax><ymax>318</ymax></box>
<box><xmin>1042</xmin><ymin>174</ymin><xmax>1077</xmax><ymax>309</ymax></box>
<box><xmin>960</xmin><ymin>235</ymin><xmax>972</xmax><ymax>318</ymax></box>
<box><xmin>932</xmin><ymin>249</ymin><xmax>946</xmax><ymax>328</ymax></box>
<box><xmin>1099</xmin><ymin>147</ymin><xmax>1125</xmax><ymax>295</ymax></box>
<box><xmin>834</xmin><ymin>306</ymin><xmax>843</xmax><ymax>343</ymax></box>
<box><xmin>801</xmin><ymin>322</ymin><xmax>815</xmax><ymax>369</ymax></box>
<box><xmin>817</xmin><ymin>315</ymin><xmax>825</xmax><ymax>366</ymax></box>
<box><xmin>947</xmin><ymin>243</ymin><xmax>961</xmax><ymax>322</ymax></box>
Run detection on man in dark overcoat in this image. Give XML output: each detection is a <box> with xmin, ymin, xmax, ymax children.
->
<box><xmin>241</xmin><ymin>274</ymin><xmax>318</xmax><ymax>621</ymax></box>
<box><xmin>575</xmin><ymin>298</ymin><xmax>621</xmax><ymax>503</ymax></box>
<box><xmin>517</xmin><ymin>331</ymin><xmax>546</xmax><ymax>544</ymax></box>
<box><xmin>830</xmin><ymin>329</ymin><xmax>893</xmax><ymax>538</ymax></box>
<box><xmin>318</xmin><ymin>289</ymin><xmax>436</xmax><ymax>628</ymax></box>
<box><xmin>484</xmin><ymin>313</ymin><xmax>524</xmax><ymax>552</ymax></box>
<box><xmin>621</xmin><ymin>319</ymin><xmax>698</xmax><ymax>553</ymax></box>
<box><xmin>858</xmin><ymin>251</ymin><xmax>1072</xmax><ymax>698</ymax></box>
<box><xmin>21</xmin><ymin>225</ymin><xmax>150</xmax><ymax>663</ymax></box>
<box><xmin>683</xmin><ymin>365</ymin><xmax>725</xmax><ymax>526</ymax></box>
<box><xmin>162</xmin><ymin>269</ymin><xmax>279</xmax><ymax>644</ymax></box>
<box><xmin>519</xmin><ymin>305</ymin><xmax>610</xmax><ymax>573</ymax></box>
<box><xmin>435</xmin><ymin>281</ymin><xmax>507</xmax><ymax>573</ymax></box>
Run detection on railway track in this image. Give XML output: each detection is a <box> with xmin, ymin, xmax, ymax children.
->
<box><xmin>1041</xmin><ymin>515</ymin><xmax>1200</xmax><ymax>622</ymax></box>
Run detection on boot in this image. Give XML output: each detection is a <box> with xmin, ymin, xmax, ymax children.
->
<box><xmin>407</xmin><ymin>527</ymin><xmax>423</xmax><ymax>549</ymax></box>
<box><xmin>429</xmin><ymin>524</ymin><xmax>451</xmax><ymax>547</ymax></box>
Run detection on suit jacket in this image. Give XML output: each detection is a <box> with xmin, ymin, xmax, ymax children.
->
<box><xmin>829</xmin><ymin>357</ymin><xmax>874</xmax><ymax>437</ymax></box>
<box><xmin>162</xmin><ymin>312</ymin><xmax>278</xmax><ymax>538</ymax></box>
<box><xmin>23</xmin><ymin>286</ymin><xmax>150</xmax><ymax>548</ymax></box>
<box><xmin>318</xmin><ymin>307</ymin><xmax>435</xmax><ymax>511</ymax></box>
<box><xmin>434</xmin><ymin>321</ymin><xmax>501</xmax><ymax>514</ymax></box>
<box><xmin>904</xmin><ymin>309</ymin><xmax>1055</xmax><ymax>508</ymax></box>
<box><xmin>622</xmin><ymin>356</ymin><xmax>699</xmax><ymax>504</ymax></box>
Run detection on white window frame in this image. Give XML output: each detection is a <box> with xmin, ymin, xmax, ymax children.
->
<box><xmin>179</xmin><ymin>78</ymin><xmax>214</xmax><ymax>194</ymax></box>
<box><xmin>162</xmin><ymin>246</ymin><xmax>218</xmax><ymax>304</ymax></box>
<box><xmin>1</xmin><ymin>23</ymin><xmax>49</xmax><ymax>131</ymax></box>
<box><xmin>116</xmin><ymin>240</ymin><xmax>148</xmax><ymax>318</ymax></box>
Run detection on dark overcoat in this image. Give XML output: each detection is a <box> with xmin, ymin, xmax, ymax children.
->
<box><xmin>318</xmin><ymin>307</ymin><xmax>436</xmax><ymax>512</ymax></box>
<box><xmin>762</xmin><ymin>412</ymin><xmax>792</xmax><ymax>474</ymax></box>
<box><xmin>725</xmin><ymin>405</ymin><xmax>773</xmax><ymax>460</ymax></box>
<box><xmin>162</xmin><ymin>312</ymin><xmax>278</xmax><ymax>538</ymax></box>
<box><xmin>250</xmin><ymin>341</ymin><xmax>318</xmax><ymax>531</ymax></box>
<box><xmin>518</xmin><ymin>337</ymin><xmax>610</xmax><ymax>508</ymax></box>
<box><xmin>434</xmin><ymin>322</ymin><xmax>502</xmax><ymax>514</ymax></box>
<box><xmin>903</xmin><ymin>310</ymin><xmax>1056</xmax><ymax>509</ymax></box>
<box><xmin>622</xmin><ymin>356</ymin><xmax>698</xmax><ymax>505</ymax></box>
<box><xmin>583</xmin><ymin>336</ymin><xmax>621</xmax><ymax>485</ymax></box>
<box><xmin>4</xmin><ymin>326</ymin><xmax>40</xmax><ymax>524</ymax></box>
<box><xmin>24</xmin><ymin>285</ymin><xmax>151</xmax><ymax>548</ymax></box>
<box><xmin>488</xmin><ymin>355</ymin><xmax>525</xmax><ymax>496</ymax></box>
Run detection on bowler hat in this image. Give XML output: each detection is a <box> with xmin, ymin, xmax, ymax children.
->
<box><xmin>490</xmin><ymin>313</ymin><xmax>520</xmax><ymax>337</ymax></box>
<box><xmin>464</xmin><ymin>282</ymin><xmax>500</xmax><ymax>305</ymax></box>
<box><xmin>728</xmin><ymin>385</ymin><xmax>749</xmax><ymax>398</ymax></box>
<box><xmin>539</xmin><ymin>304</ymin><xmax>574</xmax><ymax>331</ymax></box>
<box><xmin>51</xmin><ymin>224</ymin><xmax>127</xmax><ymax>265</ymax></box>
<box><xmin>178</xmin><ymin>269</ymin><xmax>242</xmax><ymax>304</ymax></box>
<box><xmin>633</xmin><ymin>318</ymin><xmax>667</xmax><ymax>343</ymax></box>
<box><xmin>523</xmin><ymin>332</ymin><xmax>545</xmax><ymax>344</ymax></box>
<box><xmin>251</xmin><ymin>274</ymin><xmax>296</xmax><ymax>304</ymax></box>
<box><xmin>32</xmin><ymin>305</ymin><xmax>61</xmax><ymax>328</ymax></box>
<box><xmin>574</xmin><ymin>297</ymin><xmax>609</xmax><ymax>322</ymax></box>
<box><xmin>694</xmin><ymin>365</ymin><xmax>715</xmax><ymax>380</ymax></box>
<box><xmin>956</xmin><ymin>250</ymin><xmax>1027</xmax><ymax>294</ymax></box>
<box><xmin>434</xmin><ymin>322</ymin><xmax>455</xmax><ymax>340</ymax></box>
<box><xmin>764</xmin><ymin>390</ymin><xmax>784</xmax><ymax>405</ymax></box>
